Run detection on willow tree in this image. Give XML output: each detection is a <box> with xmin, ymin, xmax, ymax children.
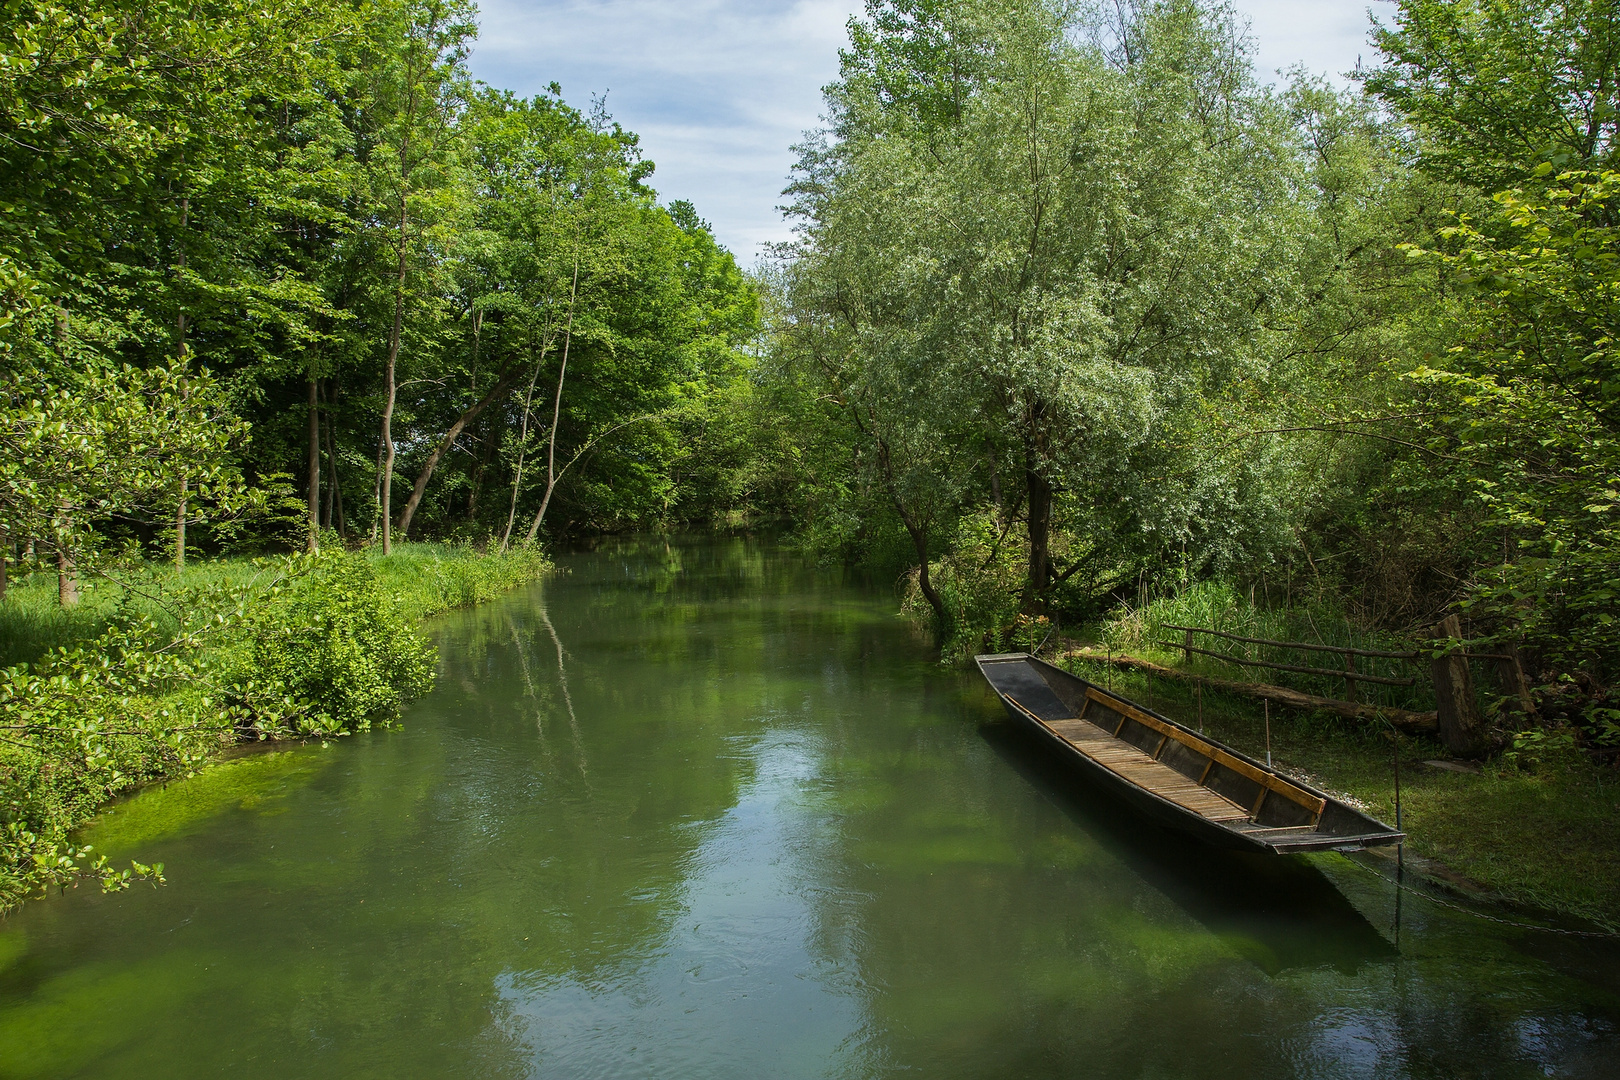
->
<box><xmin>788</xmin><ymin>0</ymin><xmax>1304</xmax><ymax>616</ymax></box>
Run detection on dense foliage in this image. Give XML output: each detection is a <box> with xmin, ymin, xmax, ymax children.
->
<box><xmin>0</xmin><ymin>543</ymin><xmax>547</xmax><ymax>908</ymax></box>
<box><xmin>0</xmin><ymin>0</ymin><xmax>761</xmax><ymax>580</ymax></box>
<box><xmin>755</xmin><ymin>0</ymin><xmax>1620</xmax><ymax>752</ymax></box>
<box><xmin>4</xmin><ymin>0</ymin><xmax>1619</xmax><ymax>898</ymax></box>
<box><xmin>0</xmin><ymin>0</ymin><xmax>754</xmax><ymax>909</ymax></box>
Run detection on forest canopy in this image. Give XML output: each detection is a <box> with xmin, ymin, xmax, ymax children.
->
<box><xmin>2</xmin><ymin>0</ymin><xmax>1617</xmax><ymax>747</ymax></box>
<box><xmin>0</xmin><ymin>0</ymin><xmax>762</xmax><ymax>577</ymax></box>
<box><xmin>757</xmin><ymin>0</ymin><xmax>1620</xmax><ymax>743</ymax></box>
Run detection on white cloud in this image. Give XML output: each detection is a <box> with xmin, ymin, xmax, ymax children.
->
<box><xmin>471</xmin><ymin>0</ymin><xmax>864</xmax><ymax>262</ymax></box>
<box><xmin>468</xmin><ymin>1</ymin><xmax>1384</xmax><ymax>263</ymax></box>
<box><xmin>1238</xmin><ymin>0</ymin><xmax>1389</xmax><ymax>84</ymax></box>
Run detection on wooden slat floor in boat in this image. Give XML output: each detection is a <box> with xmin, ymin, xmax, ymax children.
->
<box><xmin>1044</xmin><ymin>716</ymin><xmax>1251</xmax><ymax>823</ymax></box>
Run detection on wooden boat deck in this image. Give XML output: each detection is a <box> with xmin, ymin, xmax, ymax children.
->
<box><xmin>991</xmin><ymin>658</ymin><xmax>1326</xmax><ymax>831</ymax></box>
<box><xmin>978</xmin><ymin>653</ymin><xmax>1403</xmax><ymax>852</ymax></box>
<box><xmin>1044</xmin><ymin>716</ymin><xmax>1251</xmax><ymax>822</ymax></box>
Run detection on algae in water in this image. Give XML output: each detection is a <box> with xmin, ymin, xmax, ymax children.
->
<box><xmin>77</xmin><ymin>750</ymin><xmax>330</xmax><ymax>856</ymax></box>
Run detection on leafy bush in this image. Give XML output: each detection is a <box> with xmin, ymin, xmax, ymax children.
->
<box><xmin>899</xmin><ymin>510</ymin><xmax>1025</xmax><ymax>661</ymax></box>
<box><xmin>237</xmin><ymin>551</ymin><xmax>436</xmax><ymax>737</ymax></box>
<box><xmin>0</xmin><ymin>613</ymin><xmax>214</xmax><ymax>906</ymax></box>
<box><xmin>0</xmin><ymin>542</ymin><xmax>548</xmax><ymax>910</ymax></box>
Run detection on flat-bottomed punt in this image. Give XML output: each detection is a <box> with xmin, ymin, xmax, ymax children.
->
<box><xmin>976</xmin><ymin>652</ymin><xmax>1404</xmax><ymax>853</ymax></box>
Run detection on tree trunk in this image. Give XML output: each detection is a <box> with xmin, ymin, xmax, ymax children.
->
<box><xmin>380</xmin><ymin>202</ymin><xmax>407</xmax><ymax>555</ymax></box>
<box><xmin>1494</xmin><ymin>643</ymin><xmax>1538</xmax><ymax>722</ymax></box>
<box><xmin>174</xmin><ymin>193</ymin><xmax>189</xmax><ymax>570</ymax></box>
<box><xmin>307</xmin><ymin>375</ymin><xmax>320</xmax><ymax>551</ymax></box>
<box><xmin>502</xmin><ymin>362</ymin><xmax>545</xmax><ymax>550</ymax></box>
<box><xmin>907</xmin><ymin>521</ymin><xmax>946</xmax><ymax>628</ymax></box>
<box><xmin>466</xmin><ymin>312</ymin><xmax>493</xmax><ymax>524</ymax></box>
<box><xmin>324</xmin><ymin>382</ymin><xmax>347</xmax><ymax>537</ymax></box>
<box><xmin>57</xmin><ymin>544</ymin><xmax>77</xmax><ymax>607</ymax></box>
<box><xmin>175</xmin><ymin>476</ymin><xmax>187</xmax><ymax>572</ymax></box>
<box><xmin>399</xmin><ymin>365</ymin><xmax>523</xmax><ymax>539</ymax></box>
<box><xmin>874</xmin><ymin>438</ymin><xmax>946</xmax><ymax>629</ymax></box>
<box><xmin>1430</xmin><ymin>614</ymin><xmax>1487</xmax><ymax>756</ymax></box>
<box><xmin>320</xmin><ymin>381</ymin><xmax>336</xmax><ymax>529</ymax></box>
<box><xmin>332</xmin><ymin>465</ymin><xmax>347</xmax><ymax>539</ymax></box>
<box><xmin>1023</xmin><ymin>452</ymin><xmax>1052</xmax><ymax>612</ymax></box>
<box><xmin>467</xmin><ymin>417</ymin><xmax>494</xmax><ymax>523</ymax></box>
<box><xmin>524</xmin><ymin>257</ymin><xmax>581</xmax><ymax>543</ymax></box>
<box><xmin>370</xmin><ymin>430</ymin><xmax>385</xmax><ymax>543</ymax></box>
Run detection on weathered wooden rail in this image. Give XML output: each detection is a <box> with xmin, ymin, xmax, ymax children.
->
<box><xmin>1055</xmin><ymin>646</ymin><xmax>1439</xmax><ymax>731</ymax></box>
<box><xmin>1146</xmin><ymin>617</ymin><xmax>1531</xmax><ymax>756</ymax></box>
<box><xmin>1159</xmin><ymin>623</ymin><xmax>1425</xmax><ymax>703</ymax></box>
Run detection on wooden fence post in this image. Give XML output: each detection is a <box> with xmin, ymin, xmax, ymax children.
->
<box><xmin>1430</xmin><ymin>615</ymin><xmax>1486</xmax><ymax>756</ymax></box>
<box><xmin>1494</xmin><ymin>644</ymin><xmax>1537</xmax><ymax>722</ymax></box>
<box><xmin>1183</xmin><ymin>628</ymin><xmax>1193</xmax><ymax>665</ymax></box>
<box><xmin>1342</xmin><ymin>651</ymin><xmax>1359</xmax><ymax>704</ymax></box>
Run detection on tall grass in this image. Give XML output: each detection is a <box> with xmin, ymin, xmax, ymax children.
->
<box><xmin>1103</xmin><ymin>580</ymin><xmax>1436</xmax><ymax>712</ymax></box>
<box><xmin>0</xmin><ymin>541</ymin><xmax>551</xmax><ymax>669</ymax></box>
<box><xmin>371</xmin><ymin>542</ymin><xmax>551</xmax><ymax>620</ymax></box>
<box><xmin>0</xmin><ymin>558</ymin><xmax>285</xmax><ymax>670</ymax></box>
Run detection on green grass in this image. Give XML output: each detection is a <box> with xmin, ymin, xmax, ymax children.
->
<box><xmin>0</xmin><ymin>559</ymin><xmax>267</xmax><ymax>670</ymax></box>
<box><xmin>0</xmin><ymin>541</ymin><xmax>551</xmax><ymax>670</ymax></box>
<box><xmin>1060</xmin><ymin>654</ymin><xmax>1620</xmax><ymax>931</ymax></box>
<box><xmin>369</xmin><ymin>542</ymin><xmax>551</xmax><ymax>621</ymax></box>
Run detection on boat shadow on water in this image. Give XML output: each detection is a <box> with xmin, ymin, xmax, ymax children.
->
<box><xmin>979</xmin><ymin>716</ymin><xmax>1399</xmax><ymax>977</ymax></box>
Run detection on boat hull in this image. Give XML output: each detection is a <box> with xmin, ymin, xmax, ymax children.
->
<box><xmin>977</xmin><ymin>653</ymin><xmax>1403</xmax><ymax>855</ymax></box>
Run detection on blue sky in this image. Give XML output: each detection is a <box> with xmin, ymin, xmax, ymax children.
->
<box><xmin>469</xmin><ymin>1</ymin><xmax>1387</xmax><ymax>262</ymax></box>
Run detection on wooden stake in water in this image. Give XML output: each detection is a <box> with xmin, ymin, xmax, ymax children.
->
<box><xmin>1264</xmin><ymin>699</ymin><xmax>1273</xmax><ymax>769</ymax></box>
<box><xmin>1392</xmin><ymin>724</ymin><xmax>1404</xmax><ymax>875</ymax></box>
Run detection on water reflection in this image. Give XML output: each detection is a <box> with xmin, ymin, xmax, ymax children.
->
<box><xmin>0</xmin><ymin>535</ymin><xmax>1615</xmax><ymax>1080</ymax></box>
<box><xmin>981</xmin><ymin>719</ymin><xmax>1399</xmax><ymax>976</ymax></box>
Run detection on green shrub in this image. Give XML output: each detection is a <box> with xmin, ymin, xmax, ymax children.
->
<box><xmin>0</xmin><ymin>542</ymin><xmax>548</xmax><ymax>910</ymax></box>
<box><xmin>237</xmin><ymin>551</ymin><xmax>436</xmax><ymax>737</ymax></box>
<box><xmin>899</xmin><ymin>510</ymin><xmax>1033</xmax><ymax>661</ymax></box>
<box><xmin>0</xmin><ymin>613</ymin><xmax>214</xmax><ymax>906</ymax></box>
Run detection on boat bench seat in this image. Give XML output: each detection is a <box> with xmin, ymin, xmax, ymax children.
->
<box><xmin>1045</xmin><ymin>716</ymin><xmax>1253</xmax><ymax>822</ymax></box>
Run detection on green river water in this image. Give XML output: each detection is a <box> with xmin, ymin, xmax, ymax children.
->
<box><xmin>1</xmin><ymin>535</ymin><xmax>1617</xmax><ymax>1078</ymax></box>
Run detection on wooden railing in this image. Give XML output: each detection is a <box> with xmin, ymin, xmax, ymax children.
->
<box><xmin>1149</xmin><ymin>618</ymin><xmax>1530</xmax><ymax>756</ymax></box>
<box><xmin>1157</xmin><ymin>624</ymin><xmax>1422</xmax><ymax>703</ymax></box>
<box><xmin>1158</xmin><ymin>623</ymin><xmax>1518</xmax><ymax>701</ymax></box>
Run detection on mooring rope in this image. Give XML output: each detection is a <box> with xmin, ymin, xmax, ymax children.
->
<box><xmin>1338</xmin><ymin>852</ymin><xmax>1620</xmax><ymax>940</ymax></box>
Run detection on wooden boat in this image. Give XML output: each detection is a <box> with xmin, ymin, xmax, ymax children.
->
<box><xmin>976</xmin><ymin>652</ymin><xmax>1404</xmax><ymax>854</ymax></box>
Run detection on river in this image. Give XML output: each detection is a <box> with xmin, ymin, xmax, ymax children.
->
<box><xmin>1</xmin><ymin>535</ymin><xmax>1616</xmax><ymax>1078</ymax></box>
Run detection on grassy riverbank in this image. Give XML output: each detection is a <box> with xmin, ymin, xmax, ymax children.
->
<box><xmin>0</xmin><ymin>542</ymin><xmax>551</xmax><ymax>911</ymax></box>
<box><xmin>1056</xmin><ymin>653</ymin><xmax>1620</xmax><ymax>931</ymax></box>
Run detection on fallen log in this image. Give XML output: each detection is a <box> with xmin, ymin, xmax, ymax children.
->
<box><xmin>1053</xmin><ymin>646</ymin><xmax>1438</xmax><ymax>733</ymax></box>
